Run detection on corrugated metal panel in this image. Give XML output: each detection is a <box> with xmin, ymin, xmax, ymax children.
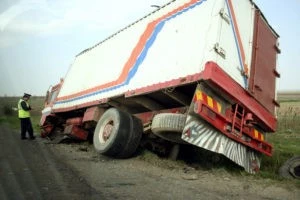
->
<box><xmin>182</xmin><ymin>115</ymin><xmax>260</xmax><ymax>173</ymax></box>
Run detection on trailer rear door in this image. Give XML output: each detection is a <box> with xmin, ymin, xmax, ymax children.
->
<box><xmin>249</xmin><ymin>9</ymin><xmax>280</xmax><ymax>115</ymax></box>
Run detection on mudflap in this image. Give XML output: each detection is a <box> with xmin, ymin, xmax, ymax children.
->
<box><xmin>182</xmin><ymin>114</ymin><xmax>260</xmax><ymax>174</ymax></box>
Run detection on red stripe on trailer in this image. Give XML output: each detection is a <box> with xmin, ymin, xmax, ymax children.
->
<box><xmin>227</xmin><ymin>0</ymin><xmax>248</xmax><ymax>76</ymax></box>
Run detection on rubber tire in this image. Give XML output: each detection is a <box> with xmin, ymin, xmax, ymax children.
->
<box><xmin>117</xmin><ymin>116</ymin><xmax>143</xmax><ymax>158</ymax></box>
<box><xmin>151</xmin><ymin>113</ymin><xmax>186</xmax><ymax>144</ymax></box>
<box><xmin>278</xmin><ymin>156</ymin><xmax>300</xmax><ymax>179</ymax></box>
<box><xmin>93</xmin><ymin>108</ymin><xmax>142</xmax><ymax>158</ymax></box>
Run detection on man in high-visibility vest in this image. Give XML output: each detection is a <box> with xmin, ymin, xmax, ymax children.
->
<box><xmin>18</xmin><ymin>93</ymin><xmax>35</xmax><ymax>140</ymax></box>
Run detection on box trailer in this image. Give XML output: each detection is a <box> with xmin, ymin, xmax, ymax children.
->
<box><xmin>40</xmin><ymin>0</ymin><xmax>280</xmax><ymax>173</ymax></box>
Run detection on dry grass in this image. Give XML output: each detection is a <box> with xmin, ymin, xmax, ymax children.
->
<box><xmin>277</xmin><ymin>91</ymin><xmax>300</xmax><ymax>102</ymax></box>
<box><xmin>277</xmin><ymin>102</ymin><xmax>300</xmax><ymax>133</ymax></box>
<box><xmin>259</xmin><ymin>94</ymin><xmax>300</xmax><ymax>180</ymax></box>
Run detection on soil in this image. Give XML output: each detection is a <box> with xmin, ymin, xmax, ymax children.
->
<box><xmin>0</xmin><ymin>124</ymin><xmax>299</xmax><ymax>200</ymax></box>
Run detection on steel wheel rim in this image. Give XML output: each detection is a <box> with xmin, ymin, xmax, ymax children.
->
<box><xmin>99</xmin><ymin>119</ymin><xmax>114</xmax><ymax>143</ymax></box>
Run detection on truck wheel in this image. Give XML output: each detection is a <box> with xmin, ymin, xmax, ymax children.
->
<box><xmin>151</xmin><ymin>113</ymin><xmax>186</xmax><ymax>144</ymax></box>
<box><xmin>117</xmin><ymin>116</ymin><xmax>143</xmax><ymax>158</ymax></box>
<box><xmin>93</xmin><ymin>108</ymin><xmax>142</xmax><ymax>158</ymax></box>
<box><xmin>278</xmin><ymin>156</ymin><xmax>300</xmax><ymax>179</ymax></box>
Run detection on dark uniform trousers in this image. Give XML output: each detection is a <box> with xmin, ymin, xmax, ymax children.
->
<box><xmin>20</xmin><ymin>117</ymin><xmax>34</xmax><ymax>139</ymax></box>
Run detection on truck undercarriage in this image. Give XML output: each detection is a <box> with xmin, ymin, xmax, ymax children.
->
<box><xmin>41</xmin><ymin>62</ymin><xmax>276</xmax><ymax>173</ymax></box>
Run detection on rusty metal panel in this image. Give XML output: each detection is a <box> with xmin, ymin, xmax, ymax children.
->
<box><xmin>66</xmin><ymin>117</ymin><xmax>83</xmax><ymax>125</ymax></box>
<box><xmin>83</xmin><ymin>107</ymin><xmax>105</xmax><ymax>122</ymax></box>
<box><xmin>249</xmin><ymin>10</ymin><xmax>280</xmax><ymax>114</ymax></box>
<box><xmin>64</xmin><ymin>124</ymin><xmax>88</xmax><ymax>140</ymax></box>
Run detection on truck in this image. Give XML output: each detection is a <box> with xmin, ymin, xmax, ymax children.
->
<box><xmin>40</xmin><ymin>0</ymin><xmax>280</xmax><ymax>174</ymax></box>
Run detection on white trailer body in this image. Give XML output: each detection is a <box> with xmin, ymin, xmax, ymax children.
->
<box><xmin>41</xmin><ymin>0</ymin><xmax>280</xmax><ymax>173</ymax></box>
<box><xmin>53</xmin><ymin>0</ymin><xmax>259</xmax><ymax>111</ymax></box>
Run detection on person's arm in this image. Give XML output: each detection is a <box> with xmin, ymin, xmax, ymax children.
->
<box><xmin>21</xmin><ymin>101</ymin><xmax>31</xmax><ymax>111</ymax></box>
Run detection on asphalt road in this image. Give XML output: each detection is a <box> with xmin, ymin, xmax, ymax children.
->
<box><xmin>0</xmin><ymin>124</ymin><xmax>103</xmax><ymax>200</ymax></box>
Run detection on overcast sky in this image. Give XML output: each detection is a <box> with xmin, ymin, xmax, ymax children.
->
<box><xmin>0</xmin><ymin>0</ymin><xmax>299</xmax><ymax>96</ymax></box>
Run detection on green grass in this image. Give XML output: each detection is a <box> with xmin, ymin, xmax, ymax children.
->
<box><xmin>257</xmin><ymin>101</ymin><xmax>300</xmax><ymax>183</ymax></box>
<box><xmin>0</xmin><ymin>115</ymin><xmax>20</xmax><ymax>129</ymax></box>
<box><xmin>0</xmin><ymin>115</ymin><xmax>41</xmax><ymax>134</ymax></box>
<box><xmin>0</xmin><ymin>96</ymin><xmax>44</xmax><ymax>133</ymax></box>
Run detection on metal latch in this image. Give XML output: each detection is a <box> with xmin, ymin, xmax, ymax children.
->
<box><xmin>214</xmin><ymin>43</ymin><xmax>226</xmax><ymax>59</ymax></box>
<box><xmin>219</xmin><ymin>8</ymin><xmax>230</xmax><ymax>24</ymax></box>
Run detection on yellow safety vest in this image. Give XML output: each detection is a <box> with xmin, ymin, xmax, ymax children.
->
<box><xmin>18</xmin><ymin>99</ymin><xmax>30</xmax><ymax>118</ymax></box>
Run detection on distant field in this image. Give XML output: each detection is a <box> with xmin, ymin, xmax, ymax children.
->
<box><xmin>0</xmin><ymin>96</ymin><xmax>44</xmax><ymax>115</ymax></box>
<box><xmin>0</xmin><ymin>96</ymin><xmax>45</xmax><ymax>131</ymax></box>
<box><xmin>277</xmin><ymin>91</ymin><xmax>300</xmax><ymax>101</ymax></box>
<box><xmin>276</xmin><ymin>91</ymin><xmax>300</xmax><ymax>132</ymax></box>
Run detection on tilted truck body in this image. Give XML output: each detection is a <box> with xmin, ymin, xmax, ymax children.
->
<box><xmin>41</xmin><ymin>0</ymin><xmax>280</xmax><ymax>173</ymax></box>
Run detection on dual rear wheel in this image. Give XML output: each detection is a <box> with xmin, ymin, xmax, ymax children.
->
<box><xmin>93</xmin><ymin>108</ymin><xmax>186</xmax><ymax>158</ymax></box>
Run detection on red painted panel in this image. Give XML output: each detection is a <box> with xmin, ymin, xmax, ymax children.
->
<box><xmin>66</xmin><ymin>117</ymin><xmax>83</xmax><ymax>125</ymax></box>
<box><xmin>249</xmin><ymin>10</ymin><xmax>280</xmax><ymax>114</ymax></box>
<box><xmin>192</xmin><ymin>100</ymin><xmax>272</xmax><ymax>156</ymax></box>
<box><xmin>202</xmin><ymin>62</ymin><xmax>277</xmax><ymax>132</ymax></box>
<box><xmin>64</xmin><ymin>125</ymin><xmax>88</xmax><ymax>140</ymax></box>
<box><xmin>71</xmin><ymin>126</ymin><xmax>88</xmax><ymax>140</ymax></box>
<box><xmin>82</xmin><ymin>106</ymin><xmax>105</xmax><ymax>122</ymax></box>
